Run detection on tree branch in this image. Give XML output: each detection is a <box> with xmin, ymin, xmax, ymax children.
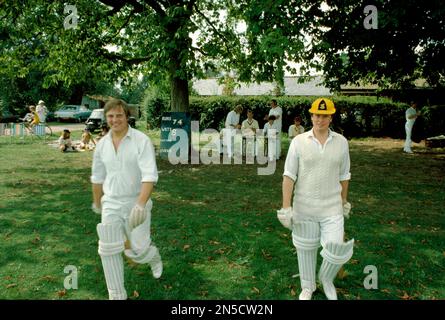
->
<box><xmin>191</xmin><ymin>45</ymin><xmax>208</xmax><ymax>56</ymax></box>
<box><xmin>99</xmin><ymin>50</ymin><xmax>151</xmax><ymax>65</ymax></box>
<box><xmin>192</xmin><ymin>3</ymin><xmax>230</xmax><ymax>44</ymax></box>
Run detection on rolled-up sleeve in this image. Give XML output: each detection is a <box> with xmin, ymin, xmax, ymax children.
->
<box><xmin>91</xmin><ymin>146</ymin><xmax>106</xmax><ymax>184</ymax></box>
<box><xmin>283</xmin><ymin>139</ymin><xmax>299</xmax><ymax>181</ymax></box>
<box><xmin>339</xmin><ymin>140</ymin><xmax>351</xmax><ymax>181</ymax></box>
<box><xmin>139</xmin><ymin>138</ymin><xmax>159</xmax><ymax>184</ymax></box>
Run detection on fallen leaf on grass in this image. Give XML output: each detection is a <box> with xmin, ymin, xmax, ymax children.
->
<box><xmin>132</xmin><ymin>291</ymin><xmax>139</xmax><ymax>298</ymax></box>
<box><xmin>6</xmin><ymin>283</ymin><xmax>17</xmax><ymax>289</ymax></box>
<box><xmin>290</xmin><ymin>288</ymin><xmax>296</xmax><ymax>296</ymax></box>
<box><xmin>261</xmin><ymin>249</ymin><xmax>272</xmax><ymax>260</ymax></box>
<box><xmin>31</xmin><ymin>235</ymin><xmax>41</xmax><ymax>244</ymax></box>
<box><xmin>57</xmin><ymin>289</ymin><xmax>67</xmax><ymax>297</ymax></box>
<box><xmin>400</xmin><ymin>291</ymin><xmax>414</xmax><ymax>300</ymax></box>
<box><xmin>41</xmin><ymin>275</ymin><xmax>56</xmax><ymax>282</ymax></box>
<box><xmin>252</xmin><ymin>287</ymin><xmax>260</xmax><ymax>294</ymax></box>
<box><xmin>183</xmin><ymin>244</ymin><xmax>191</xmax><ymax>250</ymax></box>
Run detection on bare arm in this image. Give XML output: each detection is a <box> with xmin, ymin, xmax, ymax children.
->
<box><xmin>340</xmin><ymin>180</ymin><xmax>349</xmax><ymax>204</ymax></box>
<box><xmin>137</xmin><ymin>182</ymin><xmax>155</xmax><ymax>206</ymax></box>
<box><xmin>92</xmin><ymin>183</ymin><xmax>104</xmax><ymax>208</ymax></box>
<box><xmin>282</xmin><ymin>176</ymin><xmax>295</xmax><ymax>208</ymax></box>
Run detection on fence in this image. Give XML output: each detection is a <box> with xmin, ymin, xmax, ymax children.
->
<box><xmin>0</xmin><ymin>123</ymin><xmax>49</xmax><ymax>143</ymax></box>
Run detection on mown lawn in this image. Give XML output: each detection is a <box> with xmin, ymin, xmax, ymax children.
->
<box><xmin>0</xmin><ymin>128</ymin><xmax>444</xmax><ymax>300</ymax></box>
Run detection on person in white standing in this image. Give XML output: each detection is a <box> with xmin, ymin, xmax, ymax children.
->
<box><xmin>265</xmin><ymin>99</ymin><xmax>283</xmax><ymax>159</ymax></box>
<box><xmin>36</xmin><ymin>100</ymin><xmax>48</xmax><ymax>123</ymax></box>
<box><xmin>263</xmin><ymin>115</ymin><xmax>280</xmax><ymax>161</ymax></box>
<box><xmin>91</xmin><ymin>99</ymin><xmax>162</xmax><ymax>300</ymax></box>
<box><xmin>223</xmin><ymin>105</ymin><xmax>243</xmax><ymax>158</ymax></box>
<box><xmin>277</xmin><ymin>98</ymin><xmax>354</xmax><ymax>300</ymax></box>
<box><xmin>403</xmin><ymin>101</ymin><xmax>420</xmax><ymax>154</ymax></box>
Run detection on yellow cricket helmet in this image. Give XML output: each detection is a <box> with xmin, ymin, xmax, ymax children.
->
<box><xmin>309</xmin><ymin>98</ymin><xmax>336</xmax><ymax>115</ymax></box>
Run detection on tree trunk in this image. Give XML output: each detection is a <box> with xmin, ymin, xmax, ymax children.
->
<box><xmin>169</xmin><ymin>60</ymin><xmax>189</xmax><ymax>112</ymax></box>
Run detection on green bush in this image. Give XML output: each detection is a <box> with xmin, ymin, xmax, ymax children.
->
<box><xmin>146</xmin><ymin>95</ymin><xmax>444</xmax><ymax>139</ymax></box>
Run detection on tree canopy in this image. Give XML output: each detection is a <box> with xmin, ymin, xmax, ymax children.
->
<box><xmin>1</xmin><ymin>0</ymin><xmax>443</xmax><ymax>112</ymax></box>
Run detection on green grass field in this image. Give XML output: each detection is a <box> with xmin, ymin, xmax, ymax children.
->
<box><xmin>0</xmin><ymin>127</ymin><xmax>444</xmax><ymax>300</ymax></box>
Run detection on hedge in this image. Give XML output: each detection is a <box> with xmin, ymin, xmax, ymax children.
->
<box><xmin>143</xmin><ymin>95</ymin><xmax>445</xmax><ymax>139</ymax></box>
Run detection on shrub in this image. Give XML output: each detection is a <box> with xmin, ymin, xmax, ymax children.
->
<box><xmin>146</xmin><ymin>95</ymin><xmax>444</xmax><ymax>139</ymax></box>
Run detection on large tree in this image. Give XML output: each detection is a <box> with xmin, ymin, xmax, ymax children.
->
<box><xmin>1</xmin><ymin>0</ymin><xmax>312</xmax><ymax>112</ymax></box>
<box><xmin>303</xmin><ymin>0</ymin><xmax>445</xmax><ymax>90</ymax></box>
<box><xmin>1</xmin><ymin>0</ymin><xmax>443</xmax><ymax>113</ymax></box>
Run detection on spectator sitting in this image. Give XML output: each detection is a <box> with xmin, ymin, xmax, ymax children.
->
<box><xmin>263</xmin><ymin>115</ymin><xmax>278</xmax><ymax>136</ymax></box>
<box><xmin>58</xmin><ymin>129</ymin><xmax>75</xmax><ymax>152</ymax></box>
<box><xmin>241</xmin><ymin>109</ymin><xmax>259</xmax><ymax>136</ymax></box>
<box><xmin>80</xmin><ymin>128</ymin><xmax>96</xmax><ymax>150</ymax></box>
<box><xmin>95</xmin><ymin>123</ymin><xmax>109</xmax><ymax>143</ymax></box>
<box><xmin>288</xmin><ymin>116</ymin><xmax>305</xmax><ymax>140</ymax></box>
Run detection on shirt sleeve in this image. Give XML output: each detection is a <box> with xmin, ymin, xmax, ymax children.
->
<box><xmin>91</xmin><ymin>144</ymin><xmax>106</xmax><ymax>184</ymax></box>
<box><xmin>283</xmin><ymin>139</ymin><xmax>299</xmax><ymax>181</ymax></box>
<box><xmin>339</xmin><ymin>139</ymin><xmax>351</xmax><ymax>181</ymax></box>
<box><xmin>225</xmin><ymin>111</ymin><xmax>233</xmax><ymax>128</ymax></box>
<box><xmin>288</xmin><ymin>125</ymin><xmax>294</xmax><ymax>137</ymax></box>
<box><xmin>138</xmin><ymin>137</ymin><xmax>159</xmax><ymax>184</ymax></box>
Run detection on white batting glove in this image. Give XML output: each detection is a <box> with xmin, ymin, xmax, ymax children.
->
<box><xmin>343</xmin><ymin>202</ymin><xmax>352</xmax><ymax>219</ymax></box>
<box><xmin>129</xmin><ymin>204</ymin><xmax>147</xmax><ymax>229</ymax></box>
<box><xmin>277</xmin><ymin>207</ymin><xmax>293</xmax><ymax>230</ymax></box>
<box><xmin>92</xmin><ymin>203</ymin><xmax>101</xmax><ymax>215</ymax></box>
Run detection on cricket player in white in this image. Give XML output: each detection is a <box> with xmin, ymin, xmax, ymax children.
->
<box><xmin>278</xmin><ymin>98</ymin><xmax>354</xmax><ymax>300</ymax></box>
<box><xmin>223</xmin><ymin>105</ymin><xmax>243</xmax><ymax>158</ymax></box>
<box><xmin>403</xmin><ymin>101</ymin><xmax>420</xmax><ymax>154</ymax></box>
<box><xmin>91</xmin><ymin>99</ymin><xmax>162</xmax><ymax>300</ymax></box>
<box><xmin>267</xmin><ymin>99</ymin><xmax>283</xmax><ymax>159</ymax></box>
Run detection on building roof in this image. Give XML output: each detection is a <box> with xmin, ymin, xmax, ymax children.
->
<box><xmin>192</xmin><ymin>76</ymin><xmax>333</xmax><ymax>96</ymax></box>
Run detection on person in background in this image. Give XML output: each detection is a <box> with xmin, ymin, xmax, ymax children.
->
<box><xmin>95</xmin><ymin>123</ymin><xmax>109</xmax><ymax>143</ymax></box>
<box><xmin>58</xmin><ymin>129</ymin><xmax>75</xmax><ymax>152</ymax></box>
<box><xmin>288</xmin><ymin>116</ymin><xmax>305</xmax><ymax>140</ymax></box>
<box><xmin>264</xmin><ymin>99</ymin><xmax>283</xmax><ymax>159</ymax></box>
<box><xmin>403</xmin><ymin>101</ymin><xmax>421</xmax><ymax>154</ymax></box>
<box><xmin>222</xmin><ymin>105</ymin><xmax>243</xmax><ymax>158</ymax></box>
<box><xmin>80</xmin><ymin>128</ymin><xmax>96</xmax><ymax>150</ymax></box>
<box><xmin>263</xmin><ymin>115</ymin><xmax>280</xmax><ymax>160</ymax></box>
<box><xmin>36</xmin><ymin>100</ymin><xmax>48</xmax><ymax>123</ymax></box>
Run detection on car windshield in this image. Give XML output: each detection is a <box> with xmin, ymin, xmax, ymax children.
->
<box><xmin>90</xmin><ymin>110</ymin><xmax>103</xmax><ymax>117</ymax></box>
<box><xmin>63</xmin><ymin>106</ymin><xmax>78</xmax><ymax>111</ymax></box>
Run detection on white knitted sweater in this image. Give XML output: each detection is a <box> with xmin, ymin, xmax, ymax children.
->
<box><xmin>286</xmin><ymin>131</ymin><xmax>350</xmax><ymax>217</ymax></box>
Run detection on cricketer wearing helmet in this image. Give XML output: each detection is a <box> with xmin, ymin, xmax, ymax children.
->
<box><xmin>91</xmin><ymin>98</ymin><xmax>162</xmax><ymax>300</ymax></box>
<box><xmin>277</xmin><ymin>98</ymin><xmax>354</xmax><ymax>300</ymax></box>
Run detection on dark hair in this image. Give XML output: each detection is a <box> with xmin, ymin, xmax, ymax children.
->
<box><xmin>268</xmin><ymin>115</ymin><xmax>276</xmax><ymax>120</ymax></box>
<box><xmin>294</xmin><ymin>116</ymin><xmax>302</xmax><ymax>122</ymax></box>
<box><xmin>271</xmin><ymin>99</ymin><xmax>277</xmax><ymax>105</ymax></box>
<box><xmin>104</xmin><ymin>99</ymin><xmax>130</xmax><ymax>118</ymax></box>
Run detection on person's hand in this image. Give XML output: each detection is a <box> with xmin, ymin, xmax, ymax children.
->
<box><xmin>343</xmin><ymin>202</ymin><xmax>352</xmax><ymax>219</ymax></box>
<box><xmin>276</xmin><ymin>207</ymin><xmax>293</xmax><ymax>230</ymax></box>
<box><xmin>129</xmin><ymin>204</ymin><xmax>147</xmax><ymax>229</ymax></box>
<box><xmin>91</xmin><ymin>203</ymin><xmax>101</xmax><ymax>215</ymax></box>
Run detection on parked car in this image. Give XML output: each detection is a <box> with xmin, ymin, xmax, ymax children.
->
<box><xmin>54</xmin><ymin>105</ymin><xmax>92</xmax><ymax>122</ymax></box>
<box><xmin>85</xmin><ymin>108</ymin><xmax>106</xmax><ymax>132</ymax></box>
<box><xmin>0</xmin><ymin>109</ymin><xmax>20</xmax><ymax>123</ymax></box>
<box><xmin>85</xmin><ymin>108</ymin><xmax>136</xmax><ymax>132</ymax></box>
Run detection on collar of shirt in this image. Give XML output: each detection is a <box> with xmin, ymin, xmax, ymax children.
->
<box><xmin>307</xmin><ymin>128</ymin><xmax>337</xmax><ymax>147</ymax></box>
<box><xmin>104</xmin><ymin>125</ymin><xmax>133</xmax><ymax>142</ymax></box>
